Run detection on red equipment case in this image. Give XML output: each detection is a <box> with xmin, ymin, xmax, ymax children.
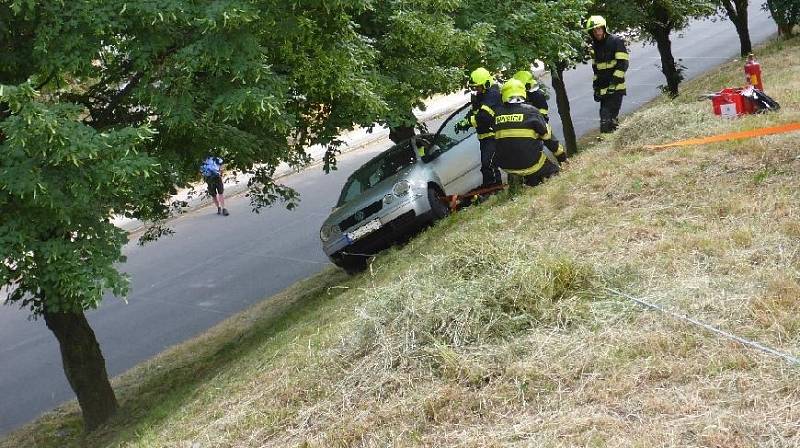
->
<box><xmin>711</xmin><ymin>88</ymin><xmax>755</xmax><ymax>117</ymax></box>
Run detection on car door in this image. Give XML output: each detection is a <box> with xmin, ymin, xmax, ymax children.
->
<box><xmin>424</xmin><ymin>104</ymin><xmax>483</xmax><ymax>195</ymax></box>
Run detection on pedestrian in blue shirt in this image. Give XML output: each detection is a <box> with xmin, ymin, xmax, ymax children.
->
<box><xmin>200</xmin><ymin>156</ymin><xmax>229</xmax><ymax>216</ymax></box>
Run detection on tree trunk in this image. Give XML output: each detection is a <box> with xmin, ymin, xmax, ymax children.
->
<box><xmin>650</xmin><ymin>25</ymin><xmax>681</xmax><ymax>97</ymax></box>
<box><xmin>734</xmin><ymin>16</ymin><xmax>753</xmax><ymax>56</ymax></box>
<box><xmin>44</xmin><ymin>310</ymin><xmax>118</xmax><ymax>431</ymax></box>
<box><xmin>721</xmin><ymin>0</ymin><xmax>753</xmax><ymax>56</ymax></box>
<box><xmin>550</xmin><ymin>63</ymin><xmax>577</xmax><ymax>155</ymax></box>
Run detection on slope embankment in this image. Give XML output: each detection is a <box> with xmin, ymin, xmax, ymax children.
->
<box><xmin>3</xmin><ymin>37</ymin><xmax>799</xmax><ymax>448</ymax></box>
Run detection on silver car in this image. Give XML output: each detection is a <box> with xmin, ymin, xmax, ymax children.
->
<box><xmin>319</xmin><ymin>103</ymin><xmax>489</xmax><ymax>273</ymax></box>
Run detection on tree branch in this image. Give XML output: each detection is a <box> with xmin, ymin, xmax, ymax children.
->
<box><xmin>82</xmin><ymin>45</ymin><xmax>180</xmax><ymax>130</ymax></box>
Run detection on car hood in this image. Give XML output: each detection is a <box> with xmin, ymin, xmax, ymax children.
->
<box><xmin>324</xmin><ymin>165</ymin><xmax>418</xmax><ymax>231</ymax></box>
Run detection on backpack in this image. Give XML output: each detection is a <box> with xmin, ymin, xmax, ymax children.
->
<box><xmin>200</xmin><ymin>157</ymin><xmax>222</xmax><ymax>178</ymax></box>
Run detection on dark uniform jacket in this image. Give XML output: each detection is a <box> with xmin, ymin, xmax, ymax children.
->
<box><xmin>468</xmin><ymin>83</ymin><xmax>502</xmax><ymax>140</ymax></box>
<box><xmin>591</xmin><ymin>33</ymin><xmax>629</xmax><ymax>97</ymax></box>
<box><xmin>525</xmin><ymin>89</ymin><xmax>550</xmax><ymax>122</ymax></box>
<box><xmin>492</xmin><ymin>101</ymin><xmax>550</xmax><ymax>173</ymax></box>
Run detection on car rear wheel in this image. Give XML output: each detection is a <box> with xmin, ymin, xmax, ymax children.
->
<box><xmin>427</xmin><ymin>185</ymin><xmax>450</xmax><ymax>221</ymax></box>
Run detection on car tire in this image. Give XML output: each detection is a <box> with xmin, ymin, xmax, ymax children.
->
<box><xmin>427</xmin><ymin>185</ymin><xmax>450</xmax><ymax>221</ymax></box>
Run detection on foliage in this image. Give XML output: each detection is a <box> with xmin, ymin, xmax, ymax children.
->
<box><xmin>454</xmin><ymin>0</ymin><xmax>590</xmax><ymax>75</ymax></box>
<box><xmin>764</xmin><ymin>0</ymin><xmax>800</xmax><ymax>34</ymax></box>
<box><xmin>0</xmin><ymin>83</ymin><xmax>155</xmax><ymax>313</ymax></box>
<box><xmin>0</xmin><ymin>0</ymin><xmax>388</xmax><ymax>315</ymax></box>
<box><xmin>594</xmin><ymin>0</ymin><xmax>716</xmax><ymax>40</ymax></box>
<box><xmin>356</xmin><ymin>0</ymin><xmax>489</xmax><ymax>133</ymax></box>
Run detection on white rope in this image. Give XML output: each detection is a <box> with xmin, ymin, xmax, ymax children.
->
<box><xmin>605</xmin><ymin>287</ymin><xmax>800</xmax><ymax>367</ymax></box>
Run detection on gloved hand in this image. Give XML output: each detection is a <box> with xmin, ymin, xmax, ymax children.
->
<box><xmin>454</xmin><ymin>118</ymin><xmax>470</xmax><ymax>133</ymax></box>
<box><xmin>593</xmin><ymin>91</ymin><xmax>601</xmax><ymax>102</ymax></box>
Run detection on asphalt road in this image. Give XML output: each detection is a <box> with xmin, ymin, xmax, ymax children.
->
<box><xmin>0</xmin><ymin>9</ymin><xmax>778</xmax><ymax>435</ymax></box>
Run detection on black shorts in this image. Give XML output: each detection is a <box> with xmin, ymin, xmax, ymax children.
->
<box><xmin>205</xmin><ymin>175</ymin><xmax>224</xmax><ymax>196</ymax></box>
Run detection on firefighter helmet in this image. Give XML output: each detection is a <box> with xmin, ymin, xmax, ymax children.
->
<box><xmin>512</xmin><ymin>70</ymin><xmax>538</xmax><ymax>90</ymax></box>
<box><xmin>469</xmin><ymin>67</ymin><xmax>494</xmax><ymax>88</ymax></box>
<box><xmin>501</xmin><ymin>79</ymin><xmax>526</xmax><ymax>103</ymax></box>
<box><xmin>585</xmin><ymin>15</ymin><xmax>607</xmax><ymax>32</ymax></box>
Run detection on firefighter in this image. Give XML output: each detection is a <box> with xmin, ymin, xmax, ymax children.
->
<box><xmin>455</xmin><ymin>67</ymin><xmax>502</xmax><ymax>187</ymax></box>
<box><xmin>512</xmin><ymin>70</ymin><xmax>567</xmax><ymax>163</ymax></box>
<box><xmin>492</xmin><ymin>79</ymin><xmax>560</xmax><ymax>187</ymax></box>
<box><xmin>587</xmin><ymin>15</ymin><xmax>629</xmax><ymax>133</ymax></box>
<box><xmin>512</xmin><ymin>70</ymin><xmax>549</xmax><ymax>120</ymax></box>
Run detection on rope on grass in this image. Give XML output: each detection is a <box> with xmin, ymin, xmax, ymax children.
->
<box><xmin>605</xmin><ymin>287</ymin><xmax>800</xmax><ymax>367</ymax></box>
<box><xmin>644</xmin><ymin>122</ymin><xmax>800</xmax><ymax>150</ymax></box>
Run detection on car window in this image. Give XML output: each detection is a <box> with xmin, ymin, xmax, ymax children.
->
<box><xmin>433</xmin><ymin>103</ymin><xmax>474</xmax><ymax>153</ymax></box>
<box><xmin>337</xmin><ymin>142</ymin><xmax>417</xmax><ymax>206</ymax></box>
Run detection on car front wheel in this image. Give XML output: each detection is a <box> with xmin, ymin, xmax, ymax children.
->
<box><xmin>427</xmin><ymin>185</ymin><xmax>450</xmax><ymax>221</ymax></box>
<box><xmin>335</xmin><ymin>253</ymin><xmax>368</xmax><ymax>275</ymax></box>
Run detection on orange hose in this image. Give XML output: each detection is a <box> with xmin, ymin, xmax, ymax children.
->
<box><xmin>644</xmin><ymin>122</ymin><xmax>800</xmax><ymax>150</ymax></box>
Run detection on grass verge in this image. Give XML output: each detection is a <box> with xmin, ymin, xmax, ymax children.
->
<box><xmin>3</xmin><ymin>36</ymin><xmax>800</xmax><ymax>447</ymax></box>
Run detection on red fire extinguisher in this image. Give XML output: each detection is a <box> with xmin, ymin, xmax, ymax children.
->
<box><xmin>744</xmin><ymin>53</ymin><xmax>763</xmax><ymax>91</ymax></box>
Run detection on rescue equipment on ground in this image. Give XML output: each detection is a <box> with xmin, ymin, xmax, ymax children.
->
<box><xmin>706</xmin><ymin>86</ymin><xmax>780</xmax><ymax>117</ymax></box>
<box><xmin>704</xmin><ymin>53</ymin><xmax>778</xmax><ymax>118</ymax></box>
<box><xmin>710</xmin><ymin>87</ymin><xmax>754</xmax><ymax>117</ymax></box>
<box><xmin>744</xmin><ymin>53</ymin><xmax>763</xmax><ymax>91</ymax></box>
<box><xmin>644</xmin><ymin>122</ymin><xmax>800</xmax><ymax>150</ymax></box>
<box><xmin>443</xmin><ymin>184</ymin><xmax>507</xmax><ymax>212</ymax></box>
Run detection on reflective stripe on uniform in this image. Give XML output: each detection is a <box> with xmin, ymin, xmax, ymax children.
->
<box><xmin>495</xmin><ymin>128</ymin><xmax>539</xmax><ymax>139</ymax></box>
<box><xmin>613</xmin><ymin>69</ymin><xmax>625</xmax><ymax>78</ymax></box>
<box><xmin>470</xmin><ymin>115</ymin><xmax>477</xmax><ymax>127</ymax></box>
<box><xmin>553</xmin><ymin>144</ymin><xmax>565</xmax><ymax>156</ymax></box>
<box><xmin>480</xmin><ymin>104</ymin><xmax>496</xmax><ymax>116</ymax></box>
<box><xmin>504</xmin><ymin>152</ymin><xmax>547</xmax><ymax>176</ymax></box>
<box><xmin>478</xmin><ymin>131</ymin><xmax>495</xmax><ymax>140</ymax></box>
<box><xmin>596</xmin><ymin>60</ymin><xmax>616</xmax><ymax>70</ymax></box>
<box><xmin>601</xmin><ymin>82</ymin><xmax>626</xmax><ymax>95</ymax></box>
<box><xmin>615</xmin><ymin>52</ymin><xmax>629</xmax><ymax>60</ymax></box>
<box><xmin>539</xmin><ymin>108</ymin><xmax>549</xmax><ymax>116</ymax></box>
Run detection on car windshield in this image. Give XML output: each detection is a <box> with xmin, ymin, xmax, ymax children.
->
<box><xmin>433</xmin><ymin>103</ymin><xmax>474</xmax><ymax>152</ymax></box>
<box><xmin>337</xmin><ymin>141</ymin><xmax>417</xmax><ymax>206</ymax></box>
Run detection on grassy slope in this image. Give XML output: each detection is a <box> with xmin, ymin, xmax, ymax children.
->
<box><xmin>4</xmin><ymin>37</ymin><xmax>800</xmax><ymax>448</ymax></box>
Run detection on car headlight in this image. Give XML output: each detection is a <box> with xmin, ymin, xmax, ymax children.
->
<box><xmin>383</xmin><ymin>193</ymin><xmax>395</xmax><ymax>205</ymax></box>
<box><xmin>392</xmin><ymin>180</ymin><xmax>411</xmax><ymax>196</ymax></box>
<box><xmin>320</xmin><ymin>224</ymin><xmax>335</xmax><ymax>242</ymax></box>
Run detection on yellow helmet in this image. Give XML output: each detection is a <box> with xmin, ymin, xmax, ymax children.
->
<box><xmin>585</xmin><ymin>15</ymin><xmax>607</xmax><ymax>32</ymax></box>
<box><xmin>469</xmin><ymin>67</ymin><xmax>494</xmax><ymax>88</ymax></box>
<box><xmin>501</xmin><ymin>79</ymin><xmax>526</xmax><ymax>103</ymax></box>
<box><xmin>512</xmin><ymin>70</ymin><xmax>538</xmax><ymax>90</ymax></box>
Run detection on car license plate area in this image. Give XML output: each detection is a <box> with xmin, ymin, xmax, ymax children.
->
<box><xmin>346</xmin><ymin>219</ymin><xmax>381</xmax><ymax>243</ymax></box>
